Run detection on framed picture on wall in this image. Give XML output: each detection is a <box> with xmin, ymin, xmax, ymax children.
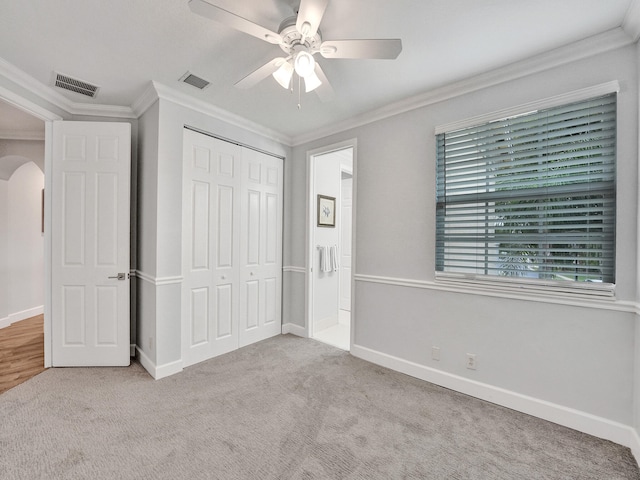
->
<box><xmin>317</xmin><ymin>195</ymin><xmax>336</xmax><ymax>227</ymax></box>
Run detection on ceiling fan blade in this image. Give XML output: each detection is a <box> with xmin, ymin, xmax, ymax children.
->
<box><xmin>320</xmin><ymin>39</ymin><xmax>402</xmax><ymax>59</ymax></box>
<box><xmin>313</xmin><ymin>63</ymin><xmax>335</xmax><ymax>102</ymax></box>
<box><xmin>296</xmin><ymin>0</ymin><xmax>329</xmax><ymax>37</ymax></box>
<box><xmin>189</xmin><ymin>0</ymin><xmax>282</xmax><ymax>44</ymax></box>
<box><xmin>235</xmin><ymin>58</ymin><xmax>287</xmax><ymax>89</ymax></box>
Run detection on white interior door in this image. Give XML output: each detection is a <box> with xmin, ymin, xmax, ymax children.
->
<box><xmin>182</xmin><ymin>129</ymin><xmax>241</xmax><ymax>367</ymax></box>
<box><xmin>239</xmin><ymin>149</ymin><xmax>283</xmax><ymax>347</ymax></box>
<box><xmin>51</xmin><ymin>121</ymin><xmax>131</xmax><ymax>366</ymax></box>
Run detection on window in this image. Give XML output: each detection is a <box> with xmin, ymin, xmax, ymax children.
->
<box><xmin>435</xmin><ymin>93</ymin><xmax>616</xmax><ymax>292</ymax></box>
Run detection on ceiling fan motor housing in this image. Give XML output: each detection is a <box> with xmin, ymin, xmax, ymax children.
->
<box><xmin>278</xmin><ymin>16</ymin><xmax>322</xmax><ymax>56</ymax></box>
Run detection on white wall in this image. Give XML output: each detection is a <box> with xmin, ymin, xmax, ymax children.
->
<box><xmin>0</xmin><ymin>140</ymin><xmax>45</xmax><ymax>328</ymax></box>
<box><xmin>0</xmin><ymin>179</ymin><xmax>7</xmax><ymax>322</ymax></box>
<box><xmin>0</xmin><ymin>140</ymin><xmax>45</xmax><ymax>174</ymax></box>
<box><xmin>0</xmin><ymin>161</ymin><xmax>44</xmax><ymax>327</ymax></box>
<box><xmin>286</xmin><ymin>43</ymin><xmax>639</xmax><ymax>439</ymax></box>
<box><xmin>313</xmin><ymin>150</ymin><xmax>342</xmax><ymax>328</ymax></box>
<box><xmin>311</xmin><ymin>148</ymin><xmax>353</xmax><ymax>331</ymax></box>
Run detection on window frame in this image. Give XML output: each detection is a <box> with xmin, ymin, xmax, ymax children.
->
<box><xmin>434</xmin><ymin>82</ymin><xmax>620</xmax><ymax>299</ymax></box>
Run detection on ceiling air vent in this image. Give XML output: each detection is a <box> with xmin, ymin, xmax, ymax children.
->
<box><xmin>53</xmin><ymin>72</ymin><xmax>100</xmax><ymax>98</ymax></box>
<box><xmin>180</xmin><ymin>72</ymin><xmax>210</xmax><ymax>90</ymax></box>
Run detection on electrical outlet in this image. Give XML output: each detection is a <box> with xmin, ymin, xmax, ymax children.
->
<box><xmin>432</xmin><ymin>346</ymin><xmax>441</xmax><ymax>361</ymax></box>
<box><xmin>466</xmin><ymin>353</ymin><xmax>477</xmax><ymax>370</ymax></box>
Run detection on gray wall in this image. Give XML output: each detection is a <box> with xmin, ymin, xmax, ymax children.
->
<box><xmin>635</xmin><ymin>41</ymin><xmax>640</xmax><ymax>438</ymax></box>
<box><xmin>286</xmin><ymin>44</ymin><xmax>639</xmax><ymax>425</ymax></box>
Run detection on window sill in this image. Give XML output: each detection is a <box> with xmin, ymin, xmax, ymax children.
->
<box><xmin>354</xmin><ymin>274</ymin><xmax>636</xmax><ymax>313</ymax></box>
<box><xmin>435</xmin><ymin>272</ymin><xmax>615</xmax><ymax>301</ymax></box>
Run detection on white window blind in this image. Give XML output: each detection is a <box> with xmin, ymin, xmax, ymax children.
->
<box><xmin>435</xmin><ymin>93</ymin><xmax>616</xmax><ymax>286</ymax></box>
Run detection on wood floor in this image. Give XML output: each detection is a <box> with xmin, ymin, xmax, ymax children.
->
<box><xmin>0</xmin><ymin>314</ymin><xmax>46</xmax><ymax>395</ymax></box>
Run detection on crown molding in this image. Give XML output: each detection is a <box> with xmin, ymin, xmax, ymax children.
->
<box><xmin>0</xmin><ymin>131</ymin><xmax>45</xmax><ymax>141</ymax></box>
<box><xmin>0</xmin><ymin>57</ymin><xmax>135</xmax><ymax>120</ymax></box>
<box><xmin>434</xmin><ymin>80</ymin><xmax>620</xmax><ymax>135</ymax></box>
<box><xmin>623</xmin><ymin>0</ymin><xmax>640</xmax><ymax>42</ymax></box>
<box><xmin>131</xmin><ymin>81</ymin><xmax>159</xmax><ymax>118</ymax></box>
<box><xmin>141</xmin><ymin>81</ymin><xmax>293</xmax><ymax>146</ymax></box>
<box><xmin>291</xmin><ymin>27</ymin><xmax>634</xmax><ymax>146</ymax></box>
<box><xmin>70</xmin><ymin>102</ymin><xmax>136</xmax><ymax>119</ymax></box>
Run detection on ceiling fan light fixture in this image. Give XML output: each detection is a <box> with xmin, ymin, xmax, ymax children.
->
<box><xmin>273</xmin><ymin>60</ymin><xmax>294</xmax><ymax>89</ymax></box>
<box><xmin>294</xmin><ymin>51</ymin><xmax>315</xmax><ymax>78</ymax></box>
<box><xmin>303</xmin><ymin>70</ymin><xmax>322</xmax><ymax>92</ymax></box>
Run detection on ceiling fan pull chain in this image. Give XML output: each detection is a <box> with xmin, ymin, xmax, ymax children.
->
<box><xmin>297</xmin><ymin>75</ymin><xmax>302</xmax><ymax>110</ymax></box>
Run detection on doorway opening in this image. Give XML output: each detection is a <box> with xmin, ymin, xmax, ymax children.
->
<box><xmin>307</xmin><ymin>142</ymin><xmax>355</xmax><ymax>351</ymax></box>
<box><xmin>0</xmin><ymin>87</ymin><xmax>62</xmax><ymax>370</ymax></box>
<box><xmin>0</xmin><ymin>99</ymin><xmax>47</xmax><ymax>389</ymax></box>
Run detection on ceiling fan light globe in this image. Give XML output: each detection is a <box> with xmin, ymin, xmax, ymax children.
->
<box><xmin>272</xmin><ymin>61</ymin><xmax>294</xmax><ymax>89</ymax></box>
<box><xmin>304</xmin><ymin>70</ymin><xmax>322</xmax><ymax>92</ymax></box>
<box><xmin>294</xmin><ymin>51</ymin><xmax>315</xmax><ymax>77</ymax></box>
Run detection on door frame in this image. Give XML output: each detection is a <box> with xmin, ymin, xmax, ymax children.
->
<box><xmin>339</xmin><ymin>165</ymin><xmax>353</xmax><ymax>313</ymax></box>
<box><xmin>305</xmin><ymin>138</ymin><xmax>357</xmax><ymax>346</ymax></box>
<box><xmin>0</xmin><ymin>86</ymin><xmax>64</xmax><ymax>368</ymax></box>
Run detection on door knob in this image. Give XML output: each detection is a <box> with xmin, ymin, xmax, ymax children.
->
<box><xmin>108</xmin><ymin>272</ymin><xmax>127</xmax><ymax>280</ymax></box>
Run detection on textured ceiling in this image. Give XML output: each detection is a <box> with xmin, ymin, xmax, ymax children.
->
<box><xmin>0</xmin><ymin>0</ymin><xmax>637</xmax><ymax>141</ymax></box>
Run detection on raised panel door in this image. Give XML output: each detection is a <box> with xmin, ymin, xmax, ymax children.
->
<box><xmin>182</xmin><ymin>129</ymin><xmax>241</xmax><ymax>367</ymax></box>
<box><xmin>51</xmin><ymin>121</ymin><xmax>131</xmax><ymax>366</ymax></box>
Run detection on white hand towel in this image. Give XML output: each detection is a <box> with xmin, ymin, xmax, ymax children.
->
<box><xmin>330</xmin><ymin>245</ymin><xmax>340</xmax><ymax>272</ymax></box>
<box><xmin>320</xmin><ymin>246</ymin><xmax>330</xmax><ymax>273</ymax></box>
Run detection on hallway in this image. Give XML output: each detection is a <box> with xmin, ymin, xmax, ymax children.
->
<box><xmin>0</xmin><ymin>314</ymin><xmax>45</xmax><ymax>394</ymax></box>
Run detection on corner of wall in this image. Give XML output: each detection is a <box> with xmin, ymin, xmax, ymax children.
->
<box><xmin>631</xmin><ymin>426</ymin><xmax>640</xmax><ymax>468</ymax></box>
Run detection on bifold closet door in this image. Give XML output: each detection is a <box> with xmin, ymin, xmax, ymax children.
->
<box><xmin>239</xmin><ymin>149</ymin><xmax>283</xmax><ymax>347</ymax></box>
<box><xmin>182</xmin><ymin>130</ymin><xmax>241</xmax><ymax>367</ymax></box>
<box><xmin>182</xmin><ymin>129</ymin><xmax>283</xmax><ymax>368</ymax></box>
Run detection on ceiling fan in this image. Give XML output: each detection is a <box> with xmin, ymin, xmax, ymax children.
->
<box><xmin>188</xmin><ymin>0</ymin><xmax>402</xmax><ymax>102</ymax></box>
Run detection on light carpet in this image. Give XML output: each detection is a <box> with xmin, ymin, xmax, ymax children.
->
<box><xmin>1</xmin><ymin>335</ymin><xmax>638</xmax><ymax>479</ymax></box>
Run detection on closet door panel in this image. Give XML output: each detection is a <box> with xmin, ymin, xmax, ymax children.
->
<box><xmin>183</xmin><ymin>129</ymin><xmax>283</xmax><ymax>365</ymax></box>
<box><xmin>190</xmin><ymin>287</ymin><xmax>209</xmax><ymax>346</ymax></box>
<box><xmin>182</xmin><ymin>130</ymin><xmax>240</xmax><ymax>367</ymax></box>
<box><xmin>245</xmin><ymin>280</ymin><xmax>260</xmax><ymax>329</ymax></box>
<box><xmin>216</xmin><ymin>283</ymin><xmax>233</xmax><ymax>339</ymax></box>
<box><xmin>191</xmin><ymin>181</ymin><xmax>210</xmax><ymax>270</ymax></box>
<box><xmin>216</xmin><ymin>185</ymin><xmax>234</xmax><ymax>268</ymax></box>
<box><xmin>264</xmin><ymin>277</ymin><xmax>277</xmax><ymax>325</ymax></box>
<box><xmin>246</xmin><ymin>189</ymin><xmax>261</xmax><ymax>265</ymax></box>
<box><xmin>239</xmin><ymin>149</ymin><xmax>283</xmax><ymax>347</ymax></box>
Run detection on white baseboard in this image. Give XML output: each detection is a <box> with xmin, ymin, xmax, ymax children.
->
<box><xmin>0</xmin><ymin>305</ymin><xmax>44</xmax><ymax>330</ymax></box>
<box><xmin>136</xmin><ymin>346</ymin><xmax>183</xmax><ymax>380</ymax></box>
<box><xmin>315</xmin><ymin>314</ymin><xmax>338</xmax><ymax>332</ymax></box>
<box><xmin>351</xmin><ymin>343</ymin><xmax>635</xmax><ymax>449</ymax></box>
<box><xmin>282</xmin><ymin>323</ymin><xmax>307</xmax><ymax>337</ymax></box>
<box><xmin>630</xmin><ymin>428</ymin><xmax>640</xmax><ymax>467</ymax></box>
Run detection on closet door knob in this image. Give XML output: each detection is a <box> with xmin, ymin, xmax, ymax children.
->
<box><xmin>250</xmin><ymin>272</ymin><xmax>255</xmax><ymax>276</ymax></box>
<box><xmin>221</xmin><ymin>275</ymin><xmax>226</xmax><ymax>280</ymax></box>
